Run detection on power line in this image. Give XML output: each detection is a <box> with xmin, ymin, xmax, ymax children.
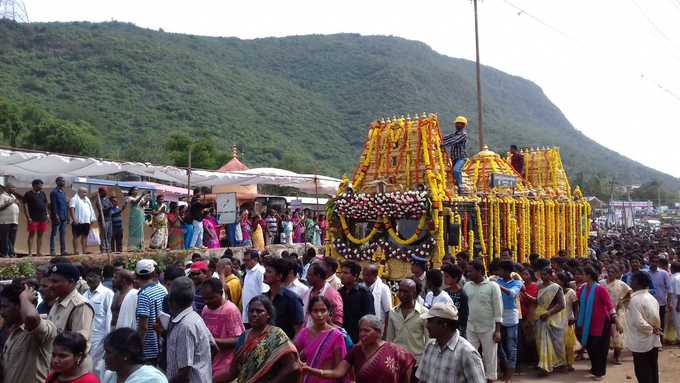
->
<box><xmin>501</xmin><ymin>0</ymin><xmax>680</xmax><ymax>105</ymax></box>
<box><xmin>630</xmin><ymin>0</ymin><xmax>680</xmax><ymax>56</ymax></box>
<box><xmin>668</xmin><ymin>0</ymin><xmax>680</xmax><ymax>11</ymax></box>
<box><xmin>501</xmin><ymin>0</ymin><xmax>575</xmax><ymax>42</ymax></box>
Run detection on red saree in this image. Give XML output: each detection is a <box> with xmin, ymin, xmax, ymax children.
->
<box><xmin>346</xmin><ymin>342</ymin><xmax>415</xmax><ymax>383</ymax></box>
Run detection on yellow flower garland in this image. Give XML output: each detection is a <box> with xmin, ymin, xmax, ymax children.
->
<box><xmin>475</xmin><ymin>203</ymin><xmax>487</xmax><ymax>255</ymax></box>
<box><xmin>339</xmin><ymin>214</ymin><xmax>380</xmax><ymax>245</ymax></box>
<box><xmin>383</xmin><ymin>215</ymin><xmax>428</xmax><ymax>246</ymax></box>
<box><xmin>353</xmin><ymin>125</ymin><xmax>378</xmax><ymax>190</ymax></box>
<box><xmin>488</xmin><ymin>196</ymin><xmax>494</xmax><ymax>259</ymax></box>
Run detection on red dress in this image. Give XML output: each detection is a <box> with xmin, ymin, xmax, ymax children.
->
<box><xmin>45</xmin><ymin>372</ymin><xmax>100</xmax><ymax>383</ymax></box>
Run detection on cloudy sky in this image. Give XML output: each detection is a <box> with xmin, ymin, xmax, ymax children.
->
<box><xmin>22</xmin><ymin>0</ymin><xmax>680</xmax><ymax>178</ymax></box>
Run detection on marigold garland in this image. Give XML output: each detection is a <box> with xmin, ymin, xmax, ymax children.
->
<box><xmin>339</xmin><ymin>215</ymin><xmax>380</xmax><ymax>245</ymax></box>
<box><xmin>383</xmin><ymin>215</ymin><xmax>428</xmax><ymax>246</ymax></box>
<box><xmin>475</xmin><ymin>203</ymin><xmax>487</xmax><ymax>255</ymax></box>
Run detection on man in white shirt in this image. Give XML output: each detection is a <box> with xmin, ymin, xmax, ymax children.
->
<box><xmin>112</xmin><ymin>269</ymin><xmax>138</xmax><ymax>330</ymax></box>
<box><xmin>0</xmin><ymin>183</ymin><xmax>20</xmax><ymax>258</ymax></box>
<box><xmin>69</xmin><ymin>187</ymin><xmax>96</xmax><ymax>255</ymax></box>
<box><xmin>424</xmin><ymin>269</ymin><xmax>453</xmax><ymax>309</ymax></box>
<box><xmin>625</xmin><ymin>271</ymin><xmax>662</xmax><ymax>383</ymax></box>
<box><xmin>285</xmin><ymin>258</ymin><xmax>309</xmax><ymax>299</ymax></box>
<box><xmin>242</xmin><ymin>250</ymin><xmax>268</xmax><ymax>324</ymax></box>
<box><xmin>84</xmin><ymin>266</ymin><xmax>114</xmax><ymax>378</ymax></box>
<box><xmin>463</xmin><ymin>260</ymin><xmax>503</xmax><ymax>382</ymax></box>
<box><xmin>323</xmin><ymin>257</ymin><xmax>343</xmax><ymax>290</ymax></box>
<box><xmin>361</xmin><ymin>264</ymin><xmax>393</xmax><ymax>321</ymax></box>
<box><xmin>669</xmin><ymin>262</ymin><xmax>680</xmax><ymax>345</ymax></box>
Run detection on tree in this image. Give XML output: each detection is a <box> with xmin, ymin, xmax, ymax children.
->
<box><xmin>165</xmin><ymin>132</ymin><xmax>229</xmax><ymax>170</ymax></box>
<box><xmin>22</xmin><ymin>118</ymin><xmax>102</xmax><ymax>156</ymax></box>
<box><xmin>276</xmin><ymin>152</ymin><xmax>314</xmax><ymax>173</ymax></box>
<box><xmin>0</xmin><ymin>99</ymin><xmax>23</xmax><ymax>147</ymax></box>
<box><xmin>630</xmin><ymin>180</ymin><xmax>674</xmax><ymax>206</ymax></box>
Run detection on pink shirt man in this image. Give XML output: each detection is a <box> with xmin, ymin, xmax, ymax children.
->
<box><xmin>201</xmin><ymin>300</ymin><xmax>244</xmax><ymax>376</ymax></box>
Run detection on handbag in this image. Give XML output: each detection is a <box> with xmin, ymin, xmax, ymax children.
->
<box><xmin>87</xmin><ymin>226</ymin><xmax>101</xmax><ymax>246</ymax></box>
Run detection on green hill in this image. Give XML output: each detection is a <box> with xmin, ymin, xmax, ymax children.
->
<box><xmin>0</xmin><ymin>20</ymin><xmax>677</xmax><ymax>200</ymax></box>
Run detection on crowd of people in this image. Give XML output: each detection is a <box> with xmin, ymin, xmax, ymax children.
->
<box><xmin>0</xmin><ymin>179</ymin><xmax>328</xmax><ymax>257</ymax></box>
<box><xmin>0</xmin><ymin>205</ymin><xmax>675</xmax><ymax>383</ymax></box>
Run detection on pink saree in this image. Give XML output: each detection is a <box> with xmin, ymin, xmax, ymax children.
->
<box><xmin>295</xmin><ymin>327</ymin><xmax>348</xmax><ymax>383</ymax></box>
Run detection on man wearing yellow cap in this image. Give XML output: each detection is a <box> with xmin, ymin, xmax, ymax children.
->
<box><xmin>442</xmin><ymin>116</ymin><xmax>469</xmax><ymax>193</ymax></box>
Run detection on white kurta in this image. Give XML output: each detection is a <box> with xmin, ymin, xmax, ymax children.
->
<box><xmin>84</xmin><ymin>283</ymin><xmax>114</xmax><ymax>377</ymax></box>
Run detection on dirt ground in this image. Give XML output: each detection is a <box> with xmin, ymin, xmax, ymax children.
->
<box><xmin>513</xmin><ymin>346</ymin><xmax>679</xmax><ymax>382</ymax></box>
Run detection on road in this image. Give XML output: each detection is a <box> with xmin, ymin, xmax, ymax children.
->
<box><xmin>513</xmin><ymin>346</ymin><xmax>678</xmax><ymax>382</ymax></box>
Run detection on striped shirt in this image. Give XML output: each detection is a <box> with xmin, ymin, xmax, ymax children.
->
<box><xmin>166</xmin><ymin>306</ymin><xmax>213</xmax><ymax>383</ymax></box>
<box><xmin>416</xmin><ymin>331</ymin><xmax>486</xmax><ymax>383</ymax></box>
<box><xmin>136</xmin><ymin>282</ymin><xmax>167</xmax><ymax>360</ymax></box>
<box><xmin>441</xmin><ymin>130</ymin><xmax>468</xmax><ymax>161</ymax></box>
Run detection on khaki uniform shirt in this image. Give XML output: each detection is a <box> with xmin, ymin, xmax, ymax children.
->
<box><xmin>48</xmin><ymin>288</ymin><xmax>95</xmax><ymax>370</ymax></box>
<box><xmin>1</xmin><ymin>319</ymin><xmax>57</xmax><ymax>383</ymax></box>
<box><xmin>386</xmin><ymin>302</ymin><xmax>429</xmax><ymax>362</ymax></box>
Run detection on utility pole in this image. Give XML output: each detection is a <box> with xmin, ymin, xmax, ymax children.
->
<box><xmin>473</xmin><ymin>0</ymin><xmax>485</xmax><ymax>150</ymax></box>
<box><xmin>187</xmin><ymin>143</ymin><xmax>192</xmax><ymax>199</ymax></box>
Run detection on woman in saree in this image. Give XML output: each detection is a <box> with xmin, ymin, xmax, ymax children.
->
<box><xmin>180</xmin><ymin>205</ymin><xmax>193</xmax><ymax>250</ymax></box>
<box><xmin>202</xmin><ymin>212</ymin><xmax>221</xmax><ymax>248</ymax></box>
<box><xmin>534</xmin><ymin>268</ymin><xmax>566</xmax><ymax>376</ymax></box>
<box><xmin>576</xmin><ymin>265</ymin><xmax>616</xmax><ymax>381</ymax></box>
<box><xmin>292</xmin><ymin>210</ymin><xmax>305</xmax><ymax>243</ymax></box>
<box><xmin>303</xmin><ymin>314</ymin><xmax>415</xmax><ymax>383</ymax></box>
<box><xmin>557</xmin><ymin>271</ymin><xmax>578</xmax><ymax>372</ymax></box>
<box><xmin>166</xmin><ymin>202</ymin><xmax>184</xmax><ymax>250</ymax></box>
<box><xmin>602</xmin><ymin>264</ymin><xmax>631</xmax><ymax>365</ymax></box>
<box><xmin>317</xmin><ymin>214</ymin><xmax>327</xmax><ymax>243</ymax></box>
<box><xmin>251</xmin><ymin>214</ymin><xmax>266</xmax><ymax>251</ymax></box>
<box><xmin>519</xmin><ymin>266</ymin><xmax>539</xmax><ymax>366</ymax></box>
<box><xmin>215</xmin><ymin>295</ymin><xmax>301</xmax><ymax>383</ymax></box>
<box><xmin>295</xmin><ymin>296</ymin><xmax>348</xmax><ymax>383</ymax></box>
<box><xmin>126</xmin><ymin>187</ymin><xmax>148</xmax><ymax>251</ymax></box>
<box><xmin>149</xmin><ymin>195</ymin><xmax>168</xmax><ymax>249</ymax></box>
<box><xmin>239</xmin><ymin>210</ymin><xmax>253</xmax><ymax>247</ymax></box>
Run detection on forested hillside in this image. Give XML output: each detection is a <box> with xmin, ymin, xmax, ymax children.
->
<box><xmin>0</xmin><ymin>20</ymin><xmax>677</xmax><ymax>200</ymax></box>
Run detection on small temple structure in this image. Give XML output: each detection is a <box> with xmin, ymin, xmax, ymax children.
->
<box><xmin>214</xmin><ymin>145</ymin><xmax>257</xmax><ymax>200</ymax></box>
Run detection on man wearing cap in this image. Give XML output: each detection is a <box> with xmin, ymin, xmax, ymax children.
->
<box><xmin>47</xmin><ymin>263</ymin><xmax>95</xmax><ymax>370</ymax></box>
<box><xmin>23</xmin><ymin>179</ymin><xmax>49</xmax><ymax>256</ymax></box>
<box><xmin>442</xmin><ymin>116</ymin><xmax>469</xmax><ymax>193</ymax></box>
<box><xmin>50</xmin><ymin>177</ymin><xmax>69</xmax><ymax>256</ymax></box>
<box><xmin>135</xmin><ymin>259</ymin><xmax>168</xmax><ymax>365</ymax></box>
<box><xmin>0</xmin><ymin>182</ymin><xmax>20</xmax><ymax>257</ymax></box>
<box><xmin>417</xmin><ymin>303</ymin><xmax>486</xmax><ymax>383</ymax></box>
<box><xmin>189</xmin><ymin>260</ymin><xmax>211</xmax><ymax>314</ymax></box>
<box><xmin>94</xmin><ymin>187</ymin><xmax>113</xmax><ymax>253</ymax></box>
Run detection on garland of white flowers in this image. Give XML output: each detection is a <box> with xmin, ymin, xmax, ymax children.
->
<box><xmin>334</xmin><ymin>190</ymin><xmax>429</xmax><ymax>221</ymax></box>
<box><xmin>333</xmin><ymin>232</ymin><xmax>435</xmax><ymax>262</ymax></box>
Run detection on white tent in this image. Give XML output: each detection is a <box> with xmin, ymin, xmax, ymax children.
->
<box><xmin>0</xmin><ymin>148</ymin><xmax>341</xmax><ymax>195</ymax></box>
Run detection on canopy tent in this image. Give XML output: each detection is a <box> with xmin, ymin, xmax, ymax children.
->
<box><xmin>0</xmin><ymin>148</ymin><xmax>341</xmax><ymax>195</ymax></box>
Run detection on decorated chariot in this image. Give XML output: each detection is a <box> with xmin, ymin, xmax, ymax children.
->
<box><xmin>325</xmin><ymin>113</ymin><xmax>591</xmax><ymax>280</ymax></box>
